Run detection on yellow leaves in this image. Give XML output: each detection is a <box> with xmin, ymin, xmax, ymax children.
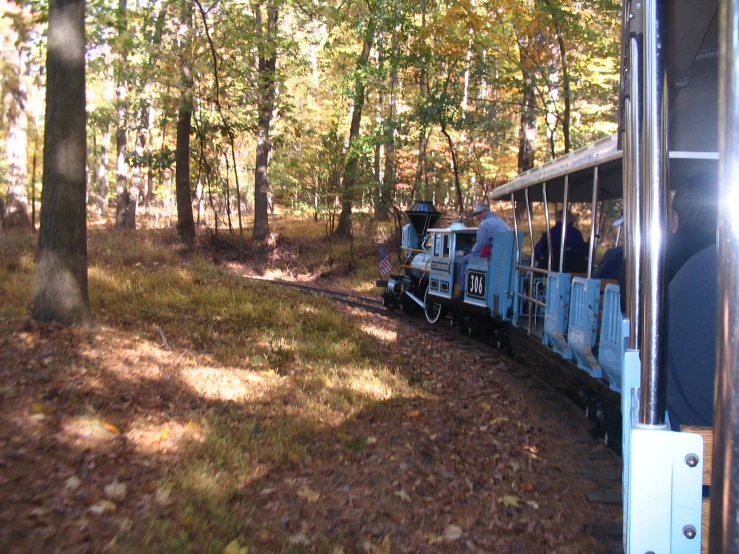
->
<box><xmin>89</xmin><ymin>500</ymin><xmax>117</xmax><ymax>515</ymax></box>
<box><xmin>405</xmin><ymin>409</ymin><xmax>421</xmax><ymax>418</ymax></box>
<box><xmin>297</xmin><ymin>486</ymin><xmax>320</xmax><ymax>503</ymax></box>
<box><xmin>480</xmin><ymin>402</ymin><xmax>492</xmax><ymax>410</ymax></box>
<box><xmin>31</xmin><ymin>401</ymin><xmax>54</xmax><ymax>415</ymax></box>
<box><xmin>257</xmin><ymin>530</ymin><xmax>270</xmax><ymax>540</ymax></box>
<box><xmin>364</xmin><ymin>535</ymin><xmax>391</xmax><ymax>553</ymax></box>
<box><xmin>489</xmin><ymin>416</ymin><xmax>508</xmax><ymax>425</ymax></box>
<box><xmin>394</xmin><ymin>489</ymin><xmax>411</xmax><ymax>502</ymax></box>
<box><xmin>101</xmin><ymin>418</ymin><xmax>121</xmax><ymax>435</ymax></box>
<box><xmin>223</xmin><ymin>539</ymin><xmax>248</xmax><ymax>554</ymax></box>
<box><xmin>424</xmin><ymin>533</ymin><xmax>444</xmax><ymax>545</ymax></box>
<box><xmin>497</xmin><ymin>494</ymin><xmax>520</xmax><ymax>507</ymax></box>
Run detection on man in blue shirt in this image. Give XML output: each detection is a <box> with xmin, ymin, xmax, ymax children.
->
<box><xmin>455</xmin><ymin>202</ymin><xmax>510</xmax><ymax>296</ymax></box>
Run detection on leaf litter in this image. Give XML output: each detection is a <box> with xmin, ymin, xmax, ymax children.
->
<box><xmin>0</xmin><ymin>228</ymin><xmax>621</xmax><ymax>553</ymax></box>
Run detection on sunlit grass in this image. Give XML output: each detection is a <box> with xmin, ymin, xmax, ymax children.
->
<box><xmin>0</xmin><ymin>219</ymin><xmax>416</xmax><ymax>553</ymax></box>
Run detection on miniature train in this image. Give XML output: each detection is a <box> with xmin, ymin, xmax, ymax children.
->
<box><xmin>379</xmin><ymin>0</ymin><xmax>739</xmax><ymax>551</ymax></box>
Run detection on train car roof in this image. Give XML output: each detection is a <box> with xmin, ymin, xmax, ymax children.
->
<box><xmin>490</xmin><ymin>136</ymin><xmax>718</xmax><ymax>204</ymax></box>
<box><xmin>490</xmin><ymin>134</ymin><xmax>622</xmax><ymax>203</ymax></box>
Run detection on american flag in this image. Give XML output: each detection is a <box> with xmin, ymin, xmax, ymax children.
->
<box><xmin>379</xmin><ymin>245</ymin><xmax>393</xmax><ymax>276</ymax></box>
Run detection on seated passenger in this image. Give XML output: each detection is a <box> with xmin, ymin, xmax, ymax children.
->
<box><xmin>666</xmin><ymin>244</ymin><xmax>717</xmax><ymax>428</ymax></box>
<box><xmin>534</xmin><ymin>211</ymin><xmax>588</xmax><ymax>273</ymax></box>
<box><xmin>593</xmin><ymin>245</ymin><xmax>623</xmax><ymax>280</ymax></box>
<box><xmin>455</xmin><ymin>202</ymin><xmax>510</xmax><ymax>296</ymax></box>
<box><xmin>594</xmin><ymin>218</ymin><xmax>624</xmax><ymax>280</ymax></box>
<box><xmin>666</xmin><ymin>170</ymin><xmax>719</xmax><ymax>283</ymax></box>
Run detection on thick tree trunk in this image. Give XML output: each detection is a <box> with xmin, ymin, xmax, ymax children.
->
<box><xmin>335</xmin><ymin>16</ymin><xmax>377</xmax><ymax>238</ymax></box>
<box><xmin>175</xmin><ymin>100</ymin><xmax>195</xmax><ymax>241</ymax></box>
<box><xmin>33</xmin><ymin>0</ymin><xmax>93</xmax><ymax>326</ymax></box>
<box><xmin>175</xmin><ymin>0</ymin><xmax>195</xmax><ymax>242</ymax></box>
<box><xmin>253</xmin><ymin>0</ymin><xmax>278</xmax><ymax>241</ymax></box>
<box><xmin>4</xmin><ymin>50</ymin><xmax>31</xmax><ymax>232</ymax></box>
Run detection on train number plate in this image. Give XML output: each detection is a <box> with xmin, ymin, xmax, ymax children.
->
<box><xmin>431</xmin><ymin>261</ymin><xmax>450</xmax><ymax>272</ymax></box>
<box><xmin>467</xmin><ymin>271</ymin><xmax>486</xmax><ymax>299</ymax></box>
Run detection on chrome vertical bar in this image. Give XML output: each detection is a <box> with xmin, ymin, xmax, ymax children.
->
<box><xmin>525</xmin><ymin>188</ymin><xmax>535</xmax><ymax>334</ymax></box>
<box><xmin>559</xmin><ymin>175</ymin><xmax>570</xmax><ymax>272</ymax></box>
<box><xmin>638</xmin><ymin>0</ymin><xmax>669</xmax><ymax>427</ymax></box>
<box><xmin>512</xmin><ymin>193</ymin><xmax>522</xmax><ymax>327</ymax></box>
<box><xmin>624</xmin><ymin>28</ymin><xmax>643</xmax><ymax>350</ymax></box>
<box><xmin>543</xmin><ymin>183</ymin><xmax>552</xmax><ymax>272</ymax></box>
<box><xmin>710</xmin><ymin>0</ymin><xmax>739</xmax><ymax>549</ymax></box>
<box><xmin>588</xmin><ymin>167</ymin><xmax>599</xmax><ymax>278</ymax></box>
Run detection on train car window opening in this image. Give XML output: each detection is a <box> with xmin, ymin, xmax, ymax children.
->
<box><xmin>433</xmin><ymin>234</ymin><xmax>442</xmax><ymax>256</ymax></box>
<box><xmin>443</xmin><ymin>235</ymin><xmax>451</xmax><ymax>258</ymax></box>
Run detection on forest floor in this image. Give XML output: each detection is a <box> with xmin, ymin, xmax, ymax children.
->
<box><xmin>0</xmin><ymin>216</ymin><xmax>619</xmax><ymax>554</ymax></box>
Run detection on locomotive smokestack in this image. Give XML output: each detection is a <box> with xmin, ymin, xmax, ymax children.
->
<box><xmin>405</xmin><ymin>200</ymin><xmax>442</xmax><ymax>238</ymax></box>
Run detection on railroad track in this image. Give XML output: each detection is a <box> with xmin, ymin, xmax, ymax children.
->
<box><xmin>252</xmin><ymin>277</ymin><xmax>624</xmax><ymax>552</ymax></box>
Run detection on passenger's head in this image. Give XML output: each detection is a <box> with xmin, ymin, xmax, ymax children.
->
<box><xmin>472</xmin><ymin>201</ymin><xmax>491</xmax><ymax>222</ymax></box>
<box><xmin>555</xmin><ymin>210</ymin><xmax>576</xmax><ymax>225</ymax></box>
<box><xmin>670</xmin><ymin>171</ymin><xmax>719</xmax><ymax>233</ymax></box>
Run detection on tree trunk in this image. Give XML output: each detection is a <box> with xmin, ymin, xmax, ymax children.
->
<box><xmin>4</xmin><ymin>48</ymin><xmax>31</xmax><ymax>232</ymax></box>
<box><xmin>413</xmin><ymin>0</ymin><xmax>429</xmax><ymax>201</ymax></box>
<box><xmin>335</xmin><ymin>16</ymin><xmax>377</xmax><ymax>238</ymax></box>
<box><xmin>175</xmin><ymin>0</ymin><xmax>195</xmax><ymax>242</ymax></box>
<box><xmin>113</xmin><ymin>0</ymin><xmax>134</xmax><ymax>229</ymax></box>
<box><xmin>378</xmin><ymin>3</ymin><xmax>399</xmax><ymax>220</ymax></box>
<box><xmin>90</xmin><ymin>119</ymin><xmax>110</xmax><ymax>214</ymax></box>
<box><xmin>518</xmin><ymin>68</ymin><xmax>537</xmax><ymax>174</ymax></box>
<box><xmin>33</xmin><ymin>0</ymin><xmax>93</xmax><ymax>326</ymax></box>
<box><xmin>440</xmin><ymin>122</ymin><xmax>463</xmax><ymax>215</ymax></box>
<box><xmin>542</xmin><ymin>0</ymin><xmax>571</xmax><ymax>154</ymax></box>
<box><xmin>253</xmin><ymin>0</ymin><xmax>278</xmax><ymax>241</ymax></box>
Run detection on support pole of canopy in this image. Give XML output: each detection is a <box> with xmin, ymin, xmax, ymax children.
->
<box><xmin>624</xmin><ymin>0</ymin><xmax>643</xmax><ymax>351</ymax></box>
<box><xmin>638</xmin><ymin>0</ymin><xmax>669</xmax><ymax>427</ymax></box>
<box><xmin>710</xmin><ymin>0</ymin><xmax>739</xmax><ymax>550</ymax></box>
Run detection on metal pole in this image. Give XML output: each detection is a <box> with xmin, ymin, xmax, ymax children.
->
<box><xmin>624</xmin><ymin>19</ymin><xmax>643</xmax><ymax>350</ymax></box>
<box><xmin>638</xmin><ymin>0</ymin><xmax>669</xmax><ymax>427</ymax></box>
<box><xmin>710</xmin><ymin>0</ymin><xmax>739</xmax><ymax>549</ymax></box>
<box><xmin>511</xmin><ymin>194</ymin><xmax>520</xmax><ymax>258</ymax></box>
<box><xmin>559</xmin><ymin>175</ymin><xmax>570</xmax><ymax>272</ymax></box>
<box><xmin>525</xmin><ymin>188</ymin><xmax>535</xmax><ymax>334</ymax></box>
<box><xmin>543</xmin><ymin>183</ymin><xmax>552</xmax><ymax>272</ymax></box>
<box><xmin>588</xmin><ymin>167</ymin><xmax>599</xmax><ymax>278</ymax></box>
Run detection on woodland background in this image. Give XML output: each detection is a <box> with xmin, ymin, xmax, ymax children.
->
<box><xmin>0</xmin><ymin>0</ymin><xmax>621</xmax><ymax>241</ymax></box>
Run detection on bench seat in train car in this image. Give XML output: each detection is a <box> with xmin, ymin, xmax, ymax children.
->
<box><xmin>566</xmin><ymin>276</ymin><xmax>603</xmax><ymax>378</ymax></box>
<box><xmin>543</xmin><ymin>272</ymin><xmax>573</xmax><ymax>360</ymax></box>
<box><xmin>463</xmin><ymin>231</ymin><xmax>521</xmax><ymax>319</ymax></box>
<box><xmin>598</xmin><ymin>283</ymin><xmax>629</xmax><ymax>393</ymax></box>
<box><xmin>426</xmin><ymin>227</ymin><xmax>477</xmax><ymax>301</ymax></box>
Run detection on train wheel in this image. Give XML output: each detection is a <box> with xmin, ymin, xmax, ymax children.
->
<box><xmin>424</xmin><ymin>288</ymin><xmax>442</xmax><ymax>324</ymax></box>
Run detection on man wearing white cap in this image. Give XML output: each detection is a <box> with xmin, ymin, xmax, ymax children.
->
<box><xmin>455</xmin><ymin>201</ymin><xmax>510</xmax><ymax>296</ymax></box>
